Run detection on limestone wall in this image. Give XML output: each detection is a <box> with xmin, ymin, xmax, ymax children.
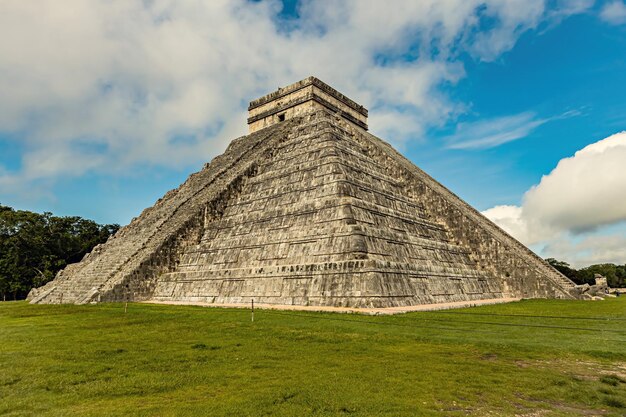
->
<box><xmin>248</xmin><ymin>77</ymin><xmax>368</xmax><ymax>133</ymax></box>
<box><xmin>29</xmin><ymin>107</ymin><xmax>575</xmax><ymax>307</ymax></box>
<box><xmin>357</xmin><ymin>125</ymin><xmax>575</xmax><ymax>299</ymax></box>
<box><xmin>28</xmin><ymin>120</ymin><xmax>294</xmax><ymax>304</ymax></box>
<box><xmin>152</xmin><ymin>111</ymin><xmax>513</xmax><ymax>307</ymax></box>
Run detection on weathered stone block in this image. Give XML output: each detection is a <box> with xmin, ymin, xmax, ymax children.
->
<box><xmin>28</xmin><ymin>77</ymin><xmax>577</xmax><ymax>307</ymax></box>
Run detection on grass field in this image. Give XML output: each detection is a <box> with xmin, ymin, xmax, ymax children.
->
<box><xmin>1</xmin><ymin>299</ymin><xmax>625</xmax><ymax>416</ymax></box>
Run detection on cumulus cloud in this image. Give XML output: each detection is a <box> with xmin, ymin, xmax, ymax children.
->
<box><xmin>481</xmin><ymin>205</ymin><xmax>532</xmax><ymax>243</ymax></box>
<box><xmin>482</xmin><ymin>132</ymin><xmax>626</xmax><ymax>266</ymax></box>
<box><xmin>524</xmin><ymin>132</ymin><xmax>626</xmax><ymax>234</ymax></box>
<box><xmin>542</xmin><ymin>226</ymin><xmax>626</xmax><ymax>268</ymax></box>
<box><xmin>600</xmin><ymin>1</ymin><xmax>626</xmax><ymax>25</ymax></box>
<box><xmin>0</xmin><ymin>0</ymin><xmax>591</xmax><ymax>194</ymax></box>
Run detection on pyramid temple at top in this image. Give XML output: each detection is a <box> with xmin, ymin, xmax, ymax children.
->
<box><xmin>28</xmin><ymin>76</ymin><xmax>579</xmax><ymax>308</ymax></box>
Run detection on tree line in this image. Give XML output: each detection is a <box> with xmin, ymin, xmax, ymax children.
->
<box><xmin>546</xmin><ymin>258</ymin><xmax>626</xmax><ymax>288</ymax></box>
<box><xmin>0</xmin><ymin>204</ymin><xmax>119</xmax><ymax>300</ymax></box>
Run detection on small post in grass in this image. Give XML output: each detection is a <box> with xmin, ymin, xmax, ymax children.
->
<box><xmin>124</xmin><ymin>284</ymin><xmax>129</xmax><ymax>314</ymax></box>
<box><xmin>251</xmin><ymin>299</ymin><xmax>254</xmax><ymax>322</ymax></box>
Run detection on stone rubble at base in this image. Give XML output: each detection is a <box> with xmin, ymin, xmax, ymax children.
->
<box><xmin>28</xmin><ymin>77</ymin><xmax>580</xmax><ymax>310</ymax></box>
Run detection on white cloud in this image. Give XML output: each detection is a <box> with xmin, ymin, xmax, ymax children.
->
<box><xmin>0</xmin><ymin>0</ymin><xmax>590</xmax><ymax>194</ymax></box>
<box><xmin>481</xmin><ymin>205</ymin><xmax>532</xmax><ymax>243</ymax></box>
<box><xmin>482</xmin><ymin>132</ymin><xmax>626</xmax><ymax>266</ymax></box>
<box><xmin>524</xmin><ymin>132</ymin><xmax>626</xmax><ymax>234</ymax></box>
<box><xmin>445</xmin><ymin>111</ymin><xmax>547</xmax><ymax>149</ymax></box>
<box><xmin>445</xmin><ymin>109</ymin><xmax>581</xmax><ymax>150</ymax></box>
<box><xmin>468</xmin><ymin>0</ymin><xmax>545</xmax><ymax>61</ymax></box>
<box><xmin>542</xmin><ymin>226</ymin><xmax>626</xmax><ymax>268</ymax></box>
<box><xmin>600</xmin><ymin>1</ymin><xmax>626</xmax><ymax>25</ymax></box>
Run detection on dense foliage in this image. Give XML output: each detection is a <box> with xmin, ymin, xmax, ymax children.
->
<box><xmin>0</xmin><ymin>205</ymin><xmax>119</xmax><ymax>300</ymax></box>
<box><xmin>546</xmin><ymin>258</ymin><xmax>626</xmax><ymax>288</ymax></box>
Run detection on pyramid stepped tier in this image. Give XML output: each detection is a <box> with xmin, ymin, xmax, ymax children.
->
<box><xmin>151</xmin><ymin>117</ymin><xmax>496</xmax><ymax>307</ymax></box>
<box><xmin>28</xmin><ymin>119</ymin><xmax>296</xmax><ymax>304</ymax></box>
<box><xmin>29</xmin><ymin>77</ymin><xmax>578</xmax><ymax>307</ymax></box>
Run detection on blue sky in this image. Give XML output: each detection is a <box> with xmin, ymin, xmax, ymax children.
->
<box><xmin>419</xmin><ymin>9</ymin><xmax>626</xmax><ymax>210</ymax></box>
<box><xmin>1</xmin><ymin>0</ymin><xmax>626</xmax><ymax>267</ymax></box>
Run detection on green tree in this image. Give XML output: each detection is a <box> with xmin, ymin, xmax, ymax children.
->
<box><xmin>546</xmin><ymin>258</ymin><xmax>626</xmax><ymax>288</ymax></box>
<box><xmin>0</xmin><ymin>204</ymin><xmax>119</xmax><ymax>300</ymax></box>
<box><xmin>545</xmin><ymin>258</ymin><xmax>579</xmax><ymax>283</ymax></box>
<box><xmin>578</xmin><ymin>264</ymin><xmax>625</xmax><ymax>288</ymax></box>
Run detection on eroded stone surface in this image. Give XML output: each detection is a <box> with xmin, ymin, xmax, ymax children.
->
<box><xmin>247</xmin><ymin>76</ymin><xmax>368</xmax><ymax>133</ymax></box>
<box><xmin>28</xmin><ymin>78</ymin><xmax>577</xmax><ymax>307</ymax></box>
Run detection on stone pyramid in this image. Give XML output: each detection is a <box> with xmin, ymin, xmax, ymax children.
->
<box><xmin>28</xmin><ymin>77</ymin><xmax>578</xmax><ymax>308</ymax></box>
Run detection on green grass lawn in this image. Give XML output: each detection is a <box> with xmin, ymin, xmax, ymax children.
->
<box><xmin>1</xmin><ymin>299</ymin><xmax>625</xmax><ymax>417</ymax></box>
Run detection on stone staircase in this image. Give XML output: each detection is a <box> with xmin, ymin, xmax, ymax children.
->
<box><xmin>28</xmin><ymin>117</ymin><xmax>296</xmax><ymax>304</ymax></box>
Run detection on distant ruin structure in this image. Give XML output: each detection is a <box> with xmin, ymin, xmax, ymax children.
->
<box><xmin>28</xmin><ymin>77</ymin><xmax>578</xmax><ymax>309</ymax></box>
